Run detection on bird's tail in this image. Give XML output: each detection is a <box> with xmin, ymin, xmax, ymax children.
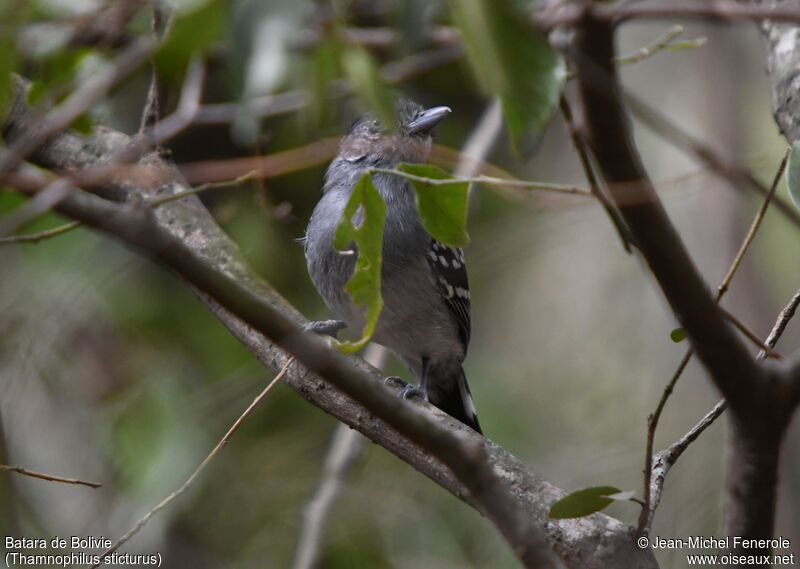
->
<box><xmin>427</xmin><ymin>366</ymin><xmax>482</xmax><ymax>434</ymax></box>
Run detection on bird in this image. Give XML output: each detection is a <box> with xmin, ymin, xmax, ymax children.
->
<box><xmin>303</xmin><ymin>99</ymin><xmax>481</xmax><ymax>434</ymax></box>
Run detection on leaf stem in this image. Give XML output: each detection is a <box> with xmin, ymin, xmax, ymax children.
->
<box><xmin>368</xmin><ymin>167</ymin><xmax>592</xmax><ymax>197</ymax></box>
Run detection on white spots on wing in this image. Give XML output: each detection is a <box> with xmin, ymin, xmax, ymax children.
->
<box><xmin>455</xmin><ymin>287</ymin><xmax>469</xmax><ymax>299</ymax></box>
<box><xmin>429</xmin><ymin>243</ymin><xmax>467</xmax><ymax>269</ymax></box>
<box><xmin>438</xmin><ymin>276</ymin><xmax>455</xmax><ymax>298</ymax></box>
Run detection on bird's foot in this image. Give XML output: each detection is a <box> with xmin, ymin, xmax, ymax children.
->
<box><xmin>304</xmin><ymin>319</ymin><xmax>347</xmax><ymax>339</ymax></box>
<box><xmin>384</xmin><ymin>376</ymin><xmax>406</xmax><ymax>389</ymax></box>
<box><xmin>384</xmin><ymin>376</ymin><xmax>425</xmax><ymax>399</ymax></box>
<box><xmin>399</xmin><ymin>384</ymin><xmax>426</xmax><ymax>400</ymax></box>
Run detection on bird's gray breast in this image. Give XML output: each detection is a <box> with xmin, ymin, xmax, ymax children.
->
<box><xmin>305</xmin><ymin>167</ymin><xmax>459</xmax><ymax>362</ymax></box>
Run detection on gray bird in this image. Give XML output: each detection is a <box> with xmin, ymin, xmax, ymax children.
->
<box><xmin>304</xmin><ymin>99</ymin><xmax>481</xmax><ymax>433</ymax></box>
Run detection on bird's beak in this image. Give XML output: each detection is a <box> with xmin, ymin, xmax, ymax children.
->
<box><xmin>406</xmin><ymin>106</ymin><xmax>451</xmax><ymax>135</ymax></box>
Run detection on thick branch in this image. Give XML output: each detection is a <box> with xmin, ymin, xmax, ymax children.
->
<box><xmin>572</xmin><ymin>10</ymin><xmax>798</xmax><ymax>554</ymax></box>
<box><xmin>571</xmin><ymin>14</ymin><xmax>760</xmax><ymax>415</ymax></box>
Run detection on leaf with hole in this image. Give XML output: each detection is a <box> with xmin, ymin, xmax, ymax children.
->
<box><xmin>332</xmin><ymin>174</ymin><xmax>387</xmax><ymax>353</ymax></box>
<box><xmin>549</xmin><ymin>486</ymin><xmax>633</xmax><ymax>519</ymax></box>
<box><xmin>398</xmin><ymin>163</ymin><xmax>469</xmax><ymax>248</ymax></box>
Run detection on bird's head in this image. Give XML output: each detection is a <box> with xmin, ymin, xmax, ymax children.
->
<box><xmin>339</xmin><ymin>99</ymin><xmax>451</xmax><ymax>166</ymax></box>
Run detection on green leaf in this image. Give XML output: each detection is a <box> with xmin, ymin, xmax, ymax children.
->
<box><xmin>549</xmin><ymin>486</ymin><xmax>626</xmax><ymax>519</ymax></box>
<box><xmin>787</xmin><ymin>141</ymin><xmax>800</xmax><ymax>210</ymax></box>
<box><xmin>450</xmin><ymin>0</ymin><xmax>565</xmax><ymax>155</ymax></box>
<box><xmin>340</xmin><ymin>46</ymin><xmax>395</xmax><ymax>128</ymax></box>
<box><xmin>332</xmin><ymin>174</ymin><xmax>387</xmax><ymax>353</ymax></box>
<box><xmin>398</xmin><ymin>163</ymin><xmax>470</xmax><ymax>247</ymax></box>
<box><xmin>155</xmin><ymin>0</ymin><xmax>226</xmax><ymax>78</ymax></box>
<box><xmin>670</xmin><ymin>327</ymin><xmax>687</xmax><ymax>343</ymax></box>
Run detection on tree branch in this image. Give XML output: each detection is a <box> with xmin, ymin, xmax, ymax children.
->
<box><xmin>570</xmin><ymin>9</ymin><xmax>800</xmax><ymax>554</ymax></box>
<box><xmin>0</xmin><ymin>464</ymin><xmax>101</xmax><ymax>489</ymax></box>
<box><xmin>571</xmin><ymin>13</ymin><xmax>760</xmax><ymax>414</ymax></box>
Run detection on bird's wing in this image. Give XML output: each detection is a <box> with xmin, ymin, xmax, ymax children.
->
<box><xmin>426</xmin><ymin>240</ymin><xmax>471</xmax><ymax>353</ymax></box>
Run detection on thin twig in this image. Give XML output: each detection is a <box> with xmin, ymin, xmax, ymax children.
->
<box><xmin>0</xmin><ymin>464</ymin><xmax>101</xmax><ymax>489</ymax></box>
<box><xmin>638</xmin><ymin>346</ymin><xmax>693</xmax><ymax>533</ymax></box>
<box><xmin>0</xmin><ymin>220</ymin><xmax>81</xmax><ymax>245</ymax></box>
<box><xmin>717</xmin><ymin>146</ymin><xmax>791</xmax><ymax>297</ymax></box>
<box><xmin>139</xmin><ymin>1</ymin><xmax>164</xmax><ymax>134</ymax></box>
<box><xmin>140</xmin><ymin>58</ymin><xmax>205</xmax><ymax>151</ymax></box>
<box><xmin>148</xmin><ymin>171</ymin><xmax>258</xmax><ymax>207</ymax></box>
<box><xmin>647</xmin><ymin>398</ymin><xmax>727</xmax><ymax>523</ymax></box>
<box><xmin>760</xmin><ymin>288</ymin><xmax>800</xmax><ymax>361</ymax></box>
<box><xmin>369</xmin><ymin>167</ymin><xmax>593</xmax><ymax>196</ymax></box>
<box><xmin>92</xmin><ymin>357</ymin><xmax>295</xmax><ymax>568</ymax></box>
<box><xmin>720</xmin><ymin>307</ymin><xmax>782</xmax><ymax>360</ymax></box>
<box><xmin>564</xmin><ymin>24</ymin><xmax>706</xmax><ymax>81</ymax></box>
<box><xmin>637</xmin><ymin>148</ymin><xmax>789</xmax><ymax>533</ymax></box>
<box><xmin>645</xmin><ymin>284</ymin><xmax>800</xmax><ymax>532</ymax></box>
<box><xmin>559</xmin><ymin>94</ymin><xmax>633</xmax><ymax>252</ymax></box>
<box><xmin>615</xmin><ymin>25</ymin><xmax>706</xmax><ymax>66</ymax></box>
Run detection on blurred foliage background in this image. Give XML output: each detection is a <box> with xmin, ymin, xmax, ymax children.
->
<box><xmin>1</xmin><ymin>0</ymin><xmax>800</xmax><ymax>567</ymax></box>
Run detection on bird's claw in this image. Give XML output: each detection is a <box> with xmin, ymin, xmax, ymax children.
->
<box><xmin>304</xmin><ymin>319</ymin><xmax>347</xmax><ymax>339</ymax></box>
<box><xmin>384</xmin><ymin>377</ymin><xmax>426</xmax><ymax>400</ymax></box>
<box><xmin>384</xmin><ymin>376</ymin><xmax>406</xmax><ymax>388</ymax></box>
<box><xmin>399</xmin><ymin>384</ymin><xmax>426</xmax><ymax>400</ymax></box>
